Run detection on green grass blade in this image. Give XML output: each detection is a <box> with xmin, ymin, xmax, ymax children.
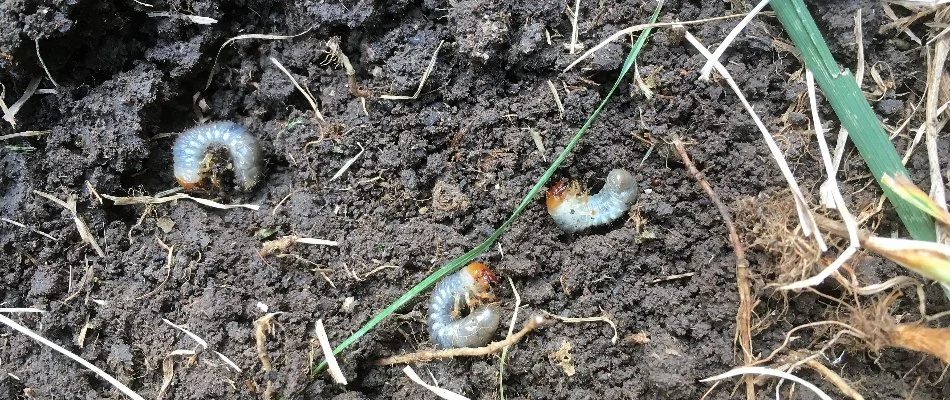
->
<box><xmin>770</xmin><ymin>0</ymin><xmax>936</xmax><ymax>241</ymax></box>
<box><xmin>314</xmin><ymin>3</ymin><xmax>663</xmax><ymax>375</ymax></box>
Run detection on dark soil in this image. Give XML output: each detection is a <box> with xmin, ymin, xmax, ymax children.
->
<box><xmin>1</xmin><ymin>0</ymin><xmax>947</xmax><ymax>399</ymax></box>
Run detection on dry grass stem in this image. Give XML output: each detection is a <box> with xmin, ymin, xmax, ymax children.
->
<box><xmin>798</xmin><ymin>357</ymin><xmax>864</xmax><ymax>399</ymax></box>
<box><xmin>3</xmin><ymin>77</ymin><xmax>41</xmax><ymax>128</ymax></box>
<box><xmin>888</xmin><ymin>1</ymin><xmax>950</xmax><ymax>8</ymax></box>
<box><xmin>672</xmin><ymin>138</ymin><xmax>755</xmax><ymax>400</ymax></box>
<box><xmin>136</xmin><ymin>238</ymin><xmax>174</xmax><ymax>299</ymax></box>
<box><xmin>498</xmin><ymin>276</ymin><xmax>522</xmax><ymax>398</ymax></box>
<box><xmin>34</xmin><ymin>190</ymin><xmax>105</xmax><ymax>257</ymax></box>
<box><xmin>35</xmin><ymin>39</ymin><xmax>59</xmax><ymax>87</ymax></box>
<box><xmin>890</xmin><ymin>325</ymin><xmax>950</xmax><ymax>363</ymax></box>
<box><xmin>375</xmin><ymin>315</ymin><xmax>549</xmax><ymax>365</ymax></box>
<box><xmin>0</xmin><ymin>130</ymin><xmax>50</xmax><ymax>140</ymax></box>
<box><xmin>523</xmin><ymin>128</ymin><xmax>547</xmax><ymax>161</ymax></box>
<box><xmin>565</xmin><ymin>0</ymin><xmax>582</xmax><ymax>54</ymax></box>
<box><xmin>545</xmin><ymin>80</ymin><xmax>565</xmax><ymax>116</ymax></box>
<box><xmin>260</xmin><ymin>235</ymin><xmax>339</xmax><ymax>257</ymax></box>
<box><xmin>402</xmin><ymin>365</ymin><xmax>470</xmax><ymax>400</ymax></box>
<box><xmin>314</xmin><ymin>319</ymin><xmax>348</xmax><ymax>384</ymax></box>
<box><xmin>698</xmin><ymin>0</ymin><xmax>770</xmax><ymax>80</ymax></box>
<box><xmin>779</xmin><ymin>71</ymin><xmax>861</xmax><ymax>291</ymax></box>
<box><xmin>269</xmin><ymin>57</ymin><xmax>326</xmax><ymax>122</ymax></box>
<box><xmin>633</xmin><ymin>63</ymin><xmax>654</xmax><ymax>99</ymax></box>
<box><xmin>2</xmin><ymin>77</ymin><xmax>41</xmax><ymax>128</ymax></box>
<box><xmin>204</xmin><ymin>30</ymin><xmax>311</xmax><ymax>90</ymax></box>
<box><xmin>327</xmin><ymin>38</ymin><xmax>371</xmax><ymax>98</ymax></box>
<box><xmin>329</xmin><ymin>142</ymin><xmax>365</xmax><ymax>182</ymax></box>
<box><xmin>563</xmin><ymin>14</ymin><xmax>745</xmax><ymax>72</ymax></box>
<box><xmin>102</xmin><ymin>192</ymin><xmax>259</xmax><ymax>210</ymax></box>
<box><xmin>925</xmin><ymin>38</ymin><xmax>949</xmax><ymax>242</ymax></box>
<box><xmin>1</xmin><ymin>217</ymin><xmax>58</xmax><ymax>240</ymax></box>
<box><xmin>162</xmin><ymin>318</ymin><xmax>209</xmax><ymax>348</ymax></box>
<box><xmin>158</xmin><ymin>349</ymin><xmax>196</xmax><ymax>399</ymax></box>
<box><xmin>63</xmin><ymin>258</ymin><xmax>94</xmax><ymax>302</ymax></box>
<box><xmin>0</xmin><ymin>308</ymin><xmax>45</xmax><ymax>313</ymax></box>
<box><xmin>381</xmin><ymin>41</ymin><xmax>445</xmax><ymax>100</ymax></box>
<box><xmin>544</xmin><ymin>312</ymin><xmax>618</xmax><ymax>344</ymax></box>
<box><xmin>147</xmin><ymin>11</ymin><xmax>218</xmax><ymax>25</ymax></box>
<box><xmin>700</xmin><ymin>366</ymin><xmax>833</xmax><ymax>400</ymax></box>
<box><xmin>255</xmin><ymin>312</ymin><xmax>282</xmax><ymax>400</ymax></box>
<box><xmin>0</xmin><ymin>314</ymin><xmax>145</xmax><ymax>400</ymax></box>
<box><xmin>213</xmin><ymin>351</ymin><xmax>242</xmax><ymax>372</ymax></box>
<box><xmin>681</xmin><ymin>28</ymin><xmax>826</xmax><ymax>253</ymax></box>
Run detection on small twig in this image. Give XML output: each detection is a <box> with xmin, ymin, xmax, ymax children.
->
<box><xmin>375</xmin><ymin>315</ymin><xmax>549</xmax><ymax>365</ymax></box>
<box><xmin>672</xmin><ymin>138</ymin><xmax>754</xmax><ymax>400</ymax></box>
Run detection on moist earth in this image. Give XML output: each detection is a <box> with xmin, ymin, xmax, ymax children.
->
<box><xmin>1</xmin><ymin>0</ymin><xmax>948</xmax><ymax>399</ymax></box>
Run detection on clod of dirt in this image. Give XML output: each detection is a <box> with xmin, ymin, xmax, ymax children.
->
<box><xmin>431</xmin><ymin>180</ymin><xmax>471</xmax><ymax>217</ymax></box>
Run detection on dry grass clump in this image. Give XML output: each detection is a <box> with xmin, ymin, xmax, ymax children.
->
<box><xmin>733</xmin><ymin>192</ymin><xmax>825</xmax><ymax>286</ymax></box>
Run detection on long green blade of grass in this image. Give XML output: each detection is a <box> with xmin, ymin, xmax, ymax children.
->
<box><xmin>770</xmin><ymin>0</ymin><xmax>936</xmax><ymax>241</ymax></box>
<box><xmin>314</xmin><ymin>3</ymin><xmax>663</xmax><ymax>375</ymax></box>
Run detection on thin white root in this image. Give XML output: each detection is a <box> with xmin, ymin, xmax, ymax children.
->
<box><xmin>700</xmin><ymin>366</ymin><xmax>833</xmax><ymax>400</ymax></box>
<box><xmin>545</xmin><ymin>312</ymin><xmax>618</xmax><ymax>344</ymax></box>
